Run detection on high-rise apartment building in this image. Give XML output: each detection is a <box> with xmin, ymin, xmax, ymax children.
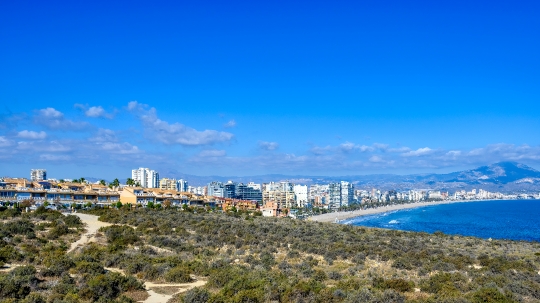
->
<box><xmin>328</xmin><ymin>183</ymin><xmax>341</xmax><ymax>210</ymax></box>
<box><xmin>340</xmin><ymin>181</ymin><xmax>354</xmax><ymax>207</ymax></box>
<box><xmin>207</xmin><ymin>181</ymin><xmax>225</xmax><ymax>198</ymax></box>
<box><xmin>159</xmin><ymin>178</ymin><xmax>178</xmax><ymax>190</ymax></box>
<box><xmin>327</xmin><ymin>181</ymin><xmax>355</xmax><ymax>210</ymax></box>
<box><xmin>131</xmin><ymin>168</ymin><xmax>159</xmax><ymax>188</ymax></box>
<box><xmin>30</xmin><ymin>169</ymin><xmax>47</xmax><ymax>181</ymax></box>
<box><xmin>262</xmin><ymin>181</ymin><xmax>296</xmax><ymax>209</ymax></box>
<box><xmin>236</xmin><ymin>182</ymin><xmax>262</xmax><ymax>202</ymax></box>
<box><xmin>224</xmin><ymin>181</ymin><xmax>236</xmax><ymax>198</ymax></box>
<box><xmin>177</xmin><ymin>179</ymin><xmax>188</xmax><ymax>192</ymax></box>
<box><xmin>293</xmin><ymin>185</ymin><xmax>308</xmax><ymax>207</ymax></box>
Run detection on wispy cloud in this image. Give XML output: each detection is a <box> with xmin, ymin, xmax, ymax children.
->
<box><xmin>128</xmin><ymin>101</ymin><xmax>234</xmax><ymax>146</ymax></box>
<box><xmin>402</xmin><ymin>147</ymin><xmax>434</xmax><ymax>157</ymax></box>
<box><xmin>224</xmin><ymin>119</ymin><xmax>236</xmax><ymax>128</ymax></box>
<box><xmin>17</xmin><ymin>130</ymin><xmax>47</xmax><ymax>140</ymax></box>
<box><xmin>34</xmin><ymin>108</ymin><xmax>89</xmax><ymax>130</ymax></box>
<box><xmin>75</xmin><ymin>104</ymin><xmax>115</xmax><ymax>119</ymax></box>
<box><xmin>258</xmin><ymin>141</ymin><xmax>279</xmax><ymax>151</ymax></box>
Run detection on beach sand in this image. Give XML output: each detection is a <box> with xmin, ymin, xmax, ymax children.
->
<box><xmin>308</xmin><ymin>199</ymin><xmax>496</xmax><ymax>223</ymax></box>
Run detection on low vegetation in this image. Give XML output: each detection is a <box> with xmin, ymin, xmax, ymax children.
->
<box><xmin>2</xmin><ymin>205</ymin><xmax>540</xmax><ymax>302</ymax></box>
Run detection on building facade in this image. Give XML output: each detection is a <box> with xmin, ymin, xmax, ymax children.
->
<box><xmin>30</xmin><ymin>169</ymin><xmax>47</xmax><ymax>181</ymax></box>
<box><xmin>131</xmin><ymin>168</ymin><xmax>159</xmax><ymax>188</ymax></box>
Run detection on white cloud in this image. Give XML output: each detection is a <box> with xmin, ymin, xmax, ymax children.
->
<box><xmin>89</xmin><ymin>128</ymin><xmax>118</xmax><ymax>142</ymax></box>
<box><xmin>39</xmin><ymin>154</ymin><xmax>71</xmax><ymax>161</ymax></box>
<box><xmin>224</xmin><ymin>119</ymin><xmax>236</xmax><ymax>128</ymax></box>
<box><xmin>339</xmin><ymin>142</ymin><xmax>375</xmax><ymax>153</ymax></box>
<box><xmin>17</xmin><ymin>130</ymin><xmax>47</xmax><ymax>140</ymax></box>
<box><xmin>402</xmin><ymin>147</ymin><xmax>434</xmax><ymax>157</ymax></box>
<box><xmin>388</xmin><ymin>147</ymin><xmax>411</xmax><ymax>153</ymax></box>
<box><xmin>34</xmin><ymin>107</ymin><xmax>89</xmax><ymax>130</ymax></box>
<box><xmin>198</xmin><ymin>149</ymin><xmax>227</xmax><ymax>157</ymax></box>
<box><xmin>310</xmin><ymin>145</ymin><xmax>332</xmax><ymax>155</ymax></box>
<box><xmin>128</xmin><ymin>101</ymin><xmax>234</xmax><ymax>146</ymax></box>
<box><xmin>86</xmin><ymin>106</ymin><xmax>114</xmax><ymax>119</ymax></box>
<box><xmin>0</xmin><ymin>136</ymin><xmax>14</xmax><ymax>147</ymax></box>
<box><xmin>259</xmin><ymin>141</ymin><xmax>279</xmax><ymax>151</ymax></box>
<box><xmin>373</xmin><ymin>143</ymin><xmax>389</xmax><ymax>151</ymax></box>
<box><xmin>369</xmin><ymin>155</ymin><xmax>384</xmax><ymax>163</ymax></box>
<box><xmin>98</xmin><ymin>142</ymin><xmax>140</xmax><ymax>154</ymax></box>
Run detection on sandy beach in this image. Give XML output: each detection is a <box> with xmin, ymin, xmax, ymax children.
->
<box><xmin>309</xmin><ymin>199</ymin><xmax>498</xmax><ymax>223</ymax></box>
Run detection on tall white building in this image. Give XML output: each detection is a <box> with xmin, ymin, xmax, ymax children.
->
<box><xmin>328</xmin><ymin>183</ymin><xmax>341</xmax><ymax>210</ymax></box>
<box><xmin>340</xmin><ymin>181</ymin><xmax>354</xmax><ymax>207</ymax></box>
<box><xmin>293</xmin><ymin>185</ymin><xmax>308</xmax><ymax>208</ymax></box>
<box><xmin>207</xmin><ymin>181</ymin><xmax>225</xmax><ymax>197</ymax></box>
<box><xmin>30</xmin><ymin>169</ymin><xmax>47</xmax><ymax>181</ymax></box>
<box><xmin>177</xmin><ymin>179</ymin><xmax>188</xmax><ymax>192</ymax></box>
<box><xmin>131</xmin><ymin>167</ymin><xmax>159</xmax><ymax>188</ymax></box>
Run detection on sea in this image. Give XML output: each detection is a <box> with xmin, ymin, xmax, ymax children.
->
<box><xmin>341</xmin><ymin>199</ymin><xmax>540</xmax><ymax>242</ymax></box>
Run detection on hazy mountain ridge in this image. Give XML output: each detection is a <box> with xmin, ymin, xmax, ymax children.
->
<box><xmin>79</xmin><ymin>162</ymin><xmax>540</xmax><ymax>193</ymax></box>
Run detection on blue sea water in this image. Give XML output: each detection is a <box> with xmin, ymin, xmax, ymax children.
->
<box><xmin>342</xmin><ymin>200</ymin><xmax>540</xmax><ymax>242</ymax></box>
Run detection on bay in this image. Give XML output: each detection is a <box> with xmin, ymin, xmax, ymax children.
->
<box><xmin>343</xmin><ymin>199</ymin><xmax>540</xmax><ymax>242</ymax></box>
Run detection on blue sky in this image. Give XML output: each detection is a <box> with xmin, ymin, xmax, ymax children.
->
<box><xmin>1</xmin><ymin>0</ymin><xmax>539</xmax><ymax>180</ymax></box>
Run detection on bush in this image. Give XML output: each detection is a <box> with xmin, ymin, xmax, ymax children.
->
<box><xmin>373</xmin><ymin>277</ymin><xmax>414</xmax><ymax>292</ymax></box>
<box><xmin>81</xmin><ymin>272</ymin><xmax>143</xmax><ymax>302</ymax></box>
<box><xmin>182</xmin><ymin>287</ymin><xmax>210</xmax><ymax>303</ymax></box>
<box><xmin>470</xmin><ymin>287</ymin><xmax>513</xmax><ymax>303</ymax></box>
<box><xmin>102</xmin><ymin>225</ymin><xmax>139</xmax><ymax>247</ymax></box>
<box><xmin>63</xmin><ymin>215</ymin><xmax>83</xmax><ymax>227</ymax></box>
<box><xmin>165</xmin><ymin>266</ymin><xmax>193</xmax><ymax>283</ymax></box>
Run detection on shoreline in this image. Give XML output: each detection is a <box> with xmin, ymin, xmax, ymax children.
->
<box><xmin>308</xmin><ymin>199</ymin><xmax>502</xmax><ymax>223</ymax></box>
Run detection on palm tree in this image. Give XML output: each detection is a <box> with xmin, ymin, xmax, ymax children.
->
<box><xmin>99</xmin><ymin>180</ymin><xmax>106</xmax><ymax>186</ymax></box>
<box><xmin>126</xmin><ymin>178</ymin><xmax>135</xmax><ymax>186</ymax></box>
<box><xmin>111</xmin><ymin>178</ymin><xmax>120</xmax><ymax>188</ymax></box>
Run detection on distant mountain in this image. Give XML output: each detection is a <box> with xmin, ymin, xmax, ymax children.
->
<box><xmin>417</xmin><ymin>162</ymin><xmax>540</xmax><ymax>184</ymax></box>
<box><xmin>81</xmin><ymin>162</ymin><xmax>540</xmax><ymax>193</ymax></box>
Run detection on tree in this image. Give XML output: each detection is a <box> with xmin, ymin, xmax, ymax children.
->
<box><xmin>126</xmin><ymin>178</ymin><xmax>135</xmax><ymax>186</ymax></box>
<box><xmin>80</xmin><ymin>178</ymin><xmax>86</xmax><ymax>184</ymax></box>
<box><xmin>109</xmin><ymin>179</ymin><xmax>120</xmax><ymax>189</ymax></box>
<box><xmin>99</xmin><ymin>180</ymin><xmax>106</xmax><ymax>186</ymax></box>
<box><xmin>116</xmin><ymin>201</ymin><xmax>123</xmax><ymax>209</ymax></box>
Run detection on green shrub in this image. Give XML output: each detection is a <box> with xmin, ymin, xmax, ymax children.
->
<box><xmin>165</xmin><ymin>266</ymin><xmax>193</xmax><ymax>283</ymax></box>
<box><xmin>470</xmin><ymin>287</ymin><xmax>515</xmax><ymax>303</ymax></box>
<box><xmin>182</xmin><ymin>287</ymin><xmax>210</xmax><ymax>303</ymax></box>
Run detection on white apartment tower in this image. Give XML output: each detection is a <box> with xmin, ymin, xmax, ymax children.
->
<box><xmin>340</xmin><ymin>181</ymin><xmax>354</xmax><ymax>207</ymax></box>
<box><xmin>131</xmin><ymin>167</ymin><xmax>160</xmax><ymax>188</ymax></box>
<box><xmin>293</xmin><ymin>185</ymin><xmax>308</xmax><ymax>208</ymax></box>
<box><xmin>177</xmin><ymin>179</ymin><xmax>188</xmax><ymax>192</ymax></box>
<box><xmin>30</xmin><ymin>169</ymin><xmax>47</xmax><ymax>181</ymax></box>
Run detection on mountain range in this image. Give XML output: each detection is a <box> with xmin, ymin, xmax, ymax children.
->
<box><xmin>88</xmin><ymin>162</ymin><xmax>540</xmax><ymax>193</ymax></box>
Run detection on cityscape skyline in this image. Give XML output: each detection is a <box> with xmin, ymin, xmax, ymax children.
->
<box><xmin>1</xmin><ymin>1</ymin><xmax>539</xmax><ymax>178</ymax></box>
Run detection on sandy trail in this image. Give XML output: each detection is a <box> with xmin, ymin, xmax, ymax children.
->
<box><xmin>143</xmin><ymin>280</ymin><xmax>207</xmax><ymax>303</ymax></box>
<box><xmin>105</xmin><ymin>267</ymin><xmax>207</xmax><ymax>303</ymax></box>
<box><xmin>309</xmin><ymin>199</ymin><xmax>497</xmax><ymax>223</ymax></box>
<box><xmin>71</xmin><ymin>214</ymin><xmax>207</xmax><ymax>302</ymax></box>
<box><xmin>0</xmin><ymin>264</ymin><xmax>22</xmax><ymax>273</ymax></box>
<box><xmin>66</xmin><ymin>213</ymin><xmax>112</xmax><ymax>253</ymax></box>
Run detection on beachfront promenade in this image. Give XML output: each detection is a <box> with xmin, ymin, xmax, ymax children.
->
<box><xmin>308</xmin><ymin>199</ymin><xmax>497</xmax><ymax>223</ymax></box>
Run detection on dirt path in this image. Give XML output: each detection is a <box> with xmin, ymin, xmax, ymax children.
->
<box><xmin>0</xmin><ymin>264</ymin><xmax>22</xmax><ymax>273</ymax></box>
<box><xmin>72</xmin><ymin>214</ymin><xmax>207</xmax><ymax>302</ymax></box>
<box><xmin>66</xmin><ymin>213</ymin><xmax>112</xmax><ymax>253</ymax></box>
<box><xmin>143</xmin><ymin>280</ymin><xmax>207</xmax><ymax>303</ymax></box>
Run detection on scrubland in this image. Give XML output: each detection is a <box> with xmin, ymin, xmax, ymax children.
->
<box><xmin>1</xmin><ymin>206</ymin><xmax>540</xmax><ymax>303</ymax></box>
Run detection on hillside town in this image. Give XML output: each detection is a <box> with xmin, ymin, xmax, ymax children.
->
<box><xmin>1</xmin><ymin>168</ymin><xmax>539</xmax><ymax>218</ymax></box>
